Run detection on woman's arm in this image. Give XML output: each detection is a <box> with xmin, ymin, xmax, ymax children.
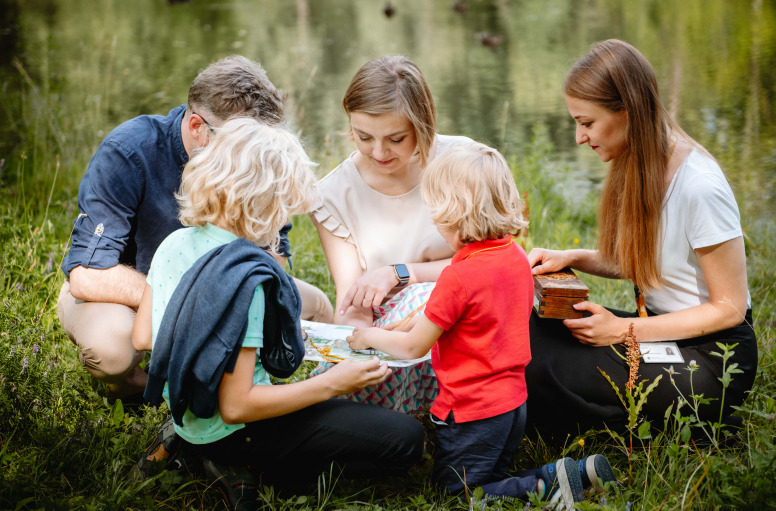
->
<box><xmin>347</xmin><ymin>315</ymin><xmax>443</xmax><ymax>360</ymax></box>
<box><xmin>313</xmin><ymin>216</ymin><xmax>451</xmax><ymax>325</ymax></box>
<box><xmin>527</xmin><ymin>248</ymin><xmax>622</xmax><ymax>279</ymax></box>
<box><xmin>131</xmin><ymin>284</ymin><xmax>153</xmax><ymax>351</ymax></box>
<box><xmin>218</xmin><ymin>349</ymin><xmax>391</xmax><ymax>424</ymax></box>
<box><xmin>563</xmin><ymin>237</ymin><xmax>749</xmax><ymax>345</ymax></box>
<box><xmin>313</xmin><ymin>218</ymin><xmax>374</xmax><ymax>327</ymax></box>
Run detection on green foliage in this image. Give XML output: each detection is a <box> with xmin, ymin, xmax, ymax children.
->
<box><xmin>3</xmin><ymin>121</ymin><xmax>776</xmax><ymax>509</ymax></box>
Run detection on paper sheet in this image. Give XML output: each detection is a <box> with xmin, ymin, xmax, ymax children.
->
<box><xmin>300</xmin><ymin>320</ymin><xmax>431</xmax><ymax>368</ymax></box>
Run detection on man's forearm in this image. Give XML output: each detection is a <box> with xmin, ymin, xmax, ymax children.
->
<box><xmin>68</xmin><ymin>265</ymin><xmax>147</xmax><ymax>308</ymax></box>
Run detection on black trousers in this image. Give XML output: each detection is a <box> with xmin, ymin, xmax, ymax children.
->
<box><xmin>187</xmin><ymin>398</ymin><xmax>424</xmax><ymax>486</ymax></box>
<box><xmin>525</xmin><ymin>309</ymin><xmax>757</xmax><ymax>436</ymax></box>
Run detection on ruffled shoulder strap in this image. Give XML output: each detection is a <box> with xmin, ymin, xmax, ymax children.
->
<box><xmin>311</xmin><ymin>202</ymin><xmax>353</xmax><ymax>243</ymax></box>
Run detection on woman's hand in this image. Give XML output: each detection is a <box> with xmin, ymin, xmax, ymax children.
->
<box><xmin>563</xmin><ymin>301</ymin><xmax>630</xmax><ymax>346</ymax></box>
<box><xmin>340</xmin><ymin>266</ymin><xmax>398</xmax><ymax>312</ymax></box>
<box><xmin>323</xmin><ymin>357</ymin><xmax>391</xmax><ymax>394</ymax></box>
<box><xmin>527</xmin><ymin>248</ymin><xmax>573</xmax><ymax>275</ymax></box>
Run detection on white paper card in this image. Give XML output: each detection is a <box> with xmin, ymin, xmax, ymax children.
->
<box><xmin>300</xmin><ymin>320</ymin><xmax>430</xmax><ymax>367</ymax></box>
<box><xmin>639</xmin><ymin>341</ymin><xmax>684</xmax><ymax>364</ymax></box>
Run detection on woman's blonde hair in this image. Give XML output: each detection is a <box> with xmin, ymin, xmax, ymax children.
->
<box><xmin>421</xmin><ymin>143</ymin><xmax>527</xmax><ymax>244</ymax></box>
<box><xmin>564</xmin><ymin>39</ymin><xmax>693</xmax><ymax>291</ymax></box>
<box><xmin>343</xmin><ymin>55</ymin><xmax>437</xmax><ymax>167</ymax></box>
<box><xmin>177</xmin><ymin>118</ymin><xmax>318</xmax><ymax>252</ymax></box>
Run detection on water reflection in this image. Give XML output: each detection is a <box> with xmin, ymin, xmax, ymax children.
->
<box><xmin>0</xmin><ymin>0</ymin><xmax>774</xmax><ymax>222</ymax></box>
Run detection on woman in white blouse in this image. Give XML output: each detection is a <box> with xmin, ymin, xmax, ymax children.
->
<box><xmin>526</xmin><ymin>40</ymin><xmax>757</xmax><ymax>434</ymax></box>
<box><xmin>311</xmin><ymin>55</ymin><xmax>472</xmax><ymax>412</ymax></box>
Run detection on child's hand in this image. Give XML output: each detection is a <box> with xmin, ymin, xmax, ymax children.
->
<box><xmin>324</xmin><ymin>357</ymin><xmax>391</xmax><ymax>394</ymax></box>
<box><xmin>346</xmin><ymin>327</ymin><xmax>373</xmax><ymax>350</ymax></box>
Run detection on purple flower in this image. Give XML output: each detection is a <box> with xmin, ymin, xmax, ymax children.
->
<box><xmin>32</xmin><ymin>344</ymin><xmax>40</xmax><ymax>354</ymax></box>
<box><xmin>21</xmin><ymin>358</ymin><xmax>28</xmax><ymax>373</ymax></box>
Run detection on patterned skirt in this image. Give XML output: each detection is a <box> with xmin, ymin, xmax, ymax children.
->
<box><xmin>309</xmin><ymin>283</ymin><xmax>438</xmax><ymax>414</ymax></box>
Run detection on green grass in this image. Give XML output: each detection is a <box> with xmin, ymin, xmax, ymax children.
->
<box><xmin>2</xmin><ymin>118</ymin><xmax>776</xmax><ymax>510</ymax></box>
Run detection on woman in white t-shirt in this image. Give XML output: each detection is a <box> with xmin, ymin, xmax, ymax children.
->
<box><xmin>310</xmin><ymin>56</ymin><xmax>473</xmax><ymax>413</ymax></box>
<box><xmin>526</xmin><ymin>39</ymin><xmax>757</xmax><ymax>434</ymax></box>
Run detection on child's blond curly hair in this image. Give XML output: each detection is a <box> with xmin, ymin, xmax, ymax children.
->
<box><xmin>177</xmin><ymin>117</ymin><xmax>318</xmax><ymax>253</ymax></box>
<box><xmin>421</xmin><ymin>142</ymin><xmax>527</xmax><ymax>244</ymax></box>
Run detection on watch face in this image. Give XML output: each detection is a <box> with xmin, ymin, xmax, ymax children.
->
<box><xmin>395</xmin><ymin>264</ymin><xmax>410</xmax><ymax>280</ymax></box>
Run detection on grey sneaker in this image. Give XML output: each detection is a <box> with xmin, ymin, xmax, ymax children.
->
<box><xmin>578</xmin><ymin>454</ymin><xmax>617</xmax><ymax>493</ymax></box>
<box><xmin>538</xmin><ymin>457</ymin><xmax>585</xmax><ymax>509</ymax></box>
<box><xmin>131</xmin><ymin>417</ymin><xmax>182</xmax><ymax>481</ymax></box>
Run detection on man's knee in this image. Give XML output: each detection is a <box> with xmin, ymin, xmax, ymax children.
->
<box><xmin>79</xmin><ymin>343</ymin><xmax>142</xmax><ymax>383</ymax></box>
<box><xmin>58</xmin><ymin>282</ymin><xmax>141</xmax><ymax>382</ymax></box>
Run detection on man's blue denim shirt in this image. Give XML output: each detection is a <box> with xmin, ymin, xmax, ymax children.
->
<box><xmin>62</xmin><ymin>105</ymin><xmax>291</xmax><ymax>277</ymax></box>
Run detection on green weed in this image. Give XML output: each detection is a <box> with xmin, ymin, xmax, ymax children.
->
<box><xmin>1</xmin><ymin>113</ymin><xmax>775</xmax><ymax>510</ymax></box>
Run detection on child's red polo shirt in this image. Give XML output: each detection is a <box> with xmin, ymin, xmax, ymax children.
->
<box><xmin>424</xmin><ymin>237</ymin><xmax>533</xmax><ymax>423</ymax></box>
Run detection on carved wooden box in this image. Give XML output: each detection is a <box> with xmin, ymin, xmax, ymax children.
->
<box><xmin>533</xmin><ymin>268</ymin><xmax>589</xmax><ymax>319</ymax></box>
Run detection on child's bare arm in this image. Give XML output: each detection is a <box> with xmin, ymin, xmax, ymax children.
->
<box><xmin>218</xmin><ymin>348</ymin><xmax>391</xmax><ymax>424</ymax></box>
<box><xmin>347</xmin><ymin>316</ymin><xmax>443</xmax><ymax>360</ymax></box>
<box><xmin>131</xmin><ymin>284</ymin><xmax>153</xmax><ymax>351</ymax></box>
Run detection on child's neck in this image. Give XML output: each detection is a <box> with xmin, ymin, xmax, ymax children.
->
<box><xmin>211</xmin><ymin>218</ymin><xmax>238</xmax><ymax>236</ymax></box>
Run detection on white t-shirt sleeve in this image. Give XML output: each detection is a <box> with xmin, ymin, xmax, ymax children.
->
<box><xmin>684</xmin><ymin>170</ymin><xmax>742</xmax><ymax>250</ymax></box>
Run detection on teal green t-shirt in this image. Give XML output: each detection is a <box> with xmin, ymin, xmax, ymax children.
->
<box><xmin>147</xmin><ymin>223</ymin><xmax>270</xmax><ymax>444</ymax></box>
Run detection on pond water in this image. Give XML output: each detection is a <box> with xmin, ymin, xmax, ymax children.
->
<box><xmin>1</xmin><ymin>0</ymin><xmax>774</xmax><ymax>227</ymax></box>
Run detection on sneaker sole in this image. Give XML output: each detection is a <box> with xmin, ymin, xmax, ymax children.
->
<box><xmin>584</xmin><ymin>454</ymin><xmax>616</xmax><ymax>493</ymax></box>
<box><xmin>547</xmin><ymin>458</ymin><xmax>585</xmax><ymax>509</ymax></box>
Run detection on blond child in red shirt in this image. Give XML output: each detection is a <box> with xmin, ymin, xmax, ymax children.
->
<box><xmin>348</xmin><ymin>142</ymin><xmax>615</xmax><ymax>506</ymax></box>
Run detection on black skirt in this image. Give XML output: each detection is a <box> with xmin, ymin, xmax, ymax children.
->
<box><xmin>525</xmin><ymin>308</ymin><xmax>757</xmax><ymax>436</ymax></box>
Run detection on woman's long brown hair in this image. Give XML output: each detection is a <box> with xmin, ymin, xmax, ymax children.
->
<box><xmin>563</xmin><ymin>39</ymin><xmax>690</xmax><ymax>291</ymax></box>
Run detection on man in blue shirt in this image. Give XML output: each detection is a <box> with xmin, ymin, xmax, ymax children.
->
<box><xmin>57</xmin><ymin>56</ymin><xmax>333</xmax><ymax>399</ymax></box>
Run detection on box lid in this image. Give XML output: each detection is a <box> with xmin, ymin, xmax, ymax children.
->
<box><xmin>533</xmin><ymin>268</ymin><xmax>589</xmax><ymax>298</ymax></box>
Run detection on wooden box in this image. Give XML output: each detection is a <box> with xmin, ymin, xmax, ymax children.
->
<box><xmin>533</xmin><ymin>268</ymin><xmax>589</xmax><ymax>319</ymax></box>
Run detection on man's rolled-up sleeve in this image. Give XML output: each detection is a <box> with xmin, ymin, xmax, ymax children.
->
<box><xmin>62</xmin><ymin>140</ymin><xmax>144</xmax><ymax>276</ymax></box>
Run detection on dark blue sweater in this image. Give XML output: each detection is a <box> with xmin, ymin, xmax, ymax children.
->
<box><xmin>144</xmin><ymin>238</ymin><xmax>305</xmax><ymax>425</ymax></box>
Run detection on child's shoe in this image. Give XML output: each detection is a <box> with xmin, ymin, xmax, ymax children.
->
<box><xmin>203</xmin><ymin>458</ymin><xmax>260</xmax><ymax>511</ymax></box>
<box><xmin>538</xmin><ymin>457</ymin><xmax>585</xmax><ymax>508</ymax></box>
<box><xmin>131</xmin><ymin>417</ymin><xmax>182</xmax><ymax>480</ymax></box>
<box><xmin>577</xmin><ymin>454</ymin><xmax>617</xmax><ymax>493</ymax></box>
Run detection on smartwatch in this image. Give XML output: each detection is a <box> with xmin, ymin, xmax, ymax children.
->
<box><xmin>393</xmin><ymin>264</ymin><xmax>410</xmax><ymax>288</ymax></box>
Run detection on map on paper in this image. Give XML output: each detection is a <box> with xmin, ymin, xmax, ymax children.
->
<box><xmin>301</xmin><ymin>320</ymin><xmax>431</xmax><ymax>368</ymax></box>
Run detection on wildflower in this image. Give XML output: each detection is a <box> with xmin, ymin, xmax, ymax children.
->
<box><xmin>578</xmin><ymin>438</ymin><xmax>585</xmax><ymax>447</ymax></box>
<box><xmin>10</xmin><ymin>347</ymin><xmax>14</xmax><ymax>356</ymax></box>
<box><xmin>666</xmin><ymin>366</ymin><xmax>675</xmax><ymax>375</ymax></box>
<box><xmin>21</xmin><ymin>358</ymin><xmax>28</xmax><ymax>373</ymax></box>
<box><xmin>33</xmin><ymin>344</ymin><xmax>40</xmax><ymax>354</ymax></box>
<box><xmin>15</xmin><ymin>283</ymin><xmax>23</xmax><ymax>292</ymax></box>
<box><xmin>624</xmin><ymin>323</ymin><xmax>640</xmax><ymax>391</ymax></box>
<box><xmin>573</xmin><ymin>238</ymin><xmax>579</xmax><ymax>244</ymax></box>
<box><xmin>689</xmin><ymin>360</ymin><xmax>698</xmax><ymax>369</ymax></box>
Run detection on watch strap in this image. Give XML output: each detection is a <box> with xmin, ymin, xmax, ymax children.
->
<box><xmin>393</xmin><ymin>264</ymin><xmax>410</xmax><ymax>288</ymax></box>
